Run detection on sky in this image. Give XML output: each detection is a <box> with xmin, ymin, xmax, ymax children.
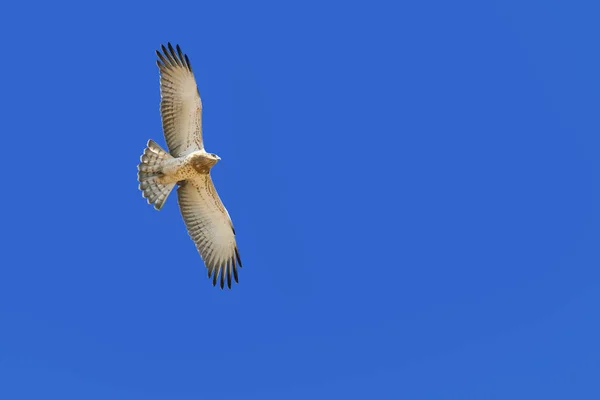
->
<box><xmin>1</xmin><ymin>0</ymin><xmax>599</xmax><ymax>398</ymax></box>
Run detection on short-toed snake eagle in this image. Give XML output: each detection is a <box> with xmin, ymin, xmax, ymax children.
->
<box><xmin>138</xmin><ymin>43</ymin><xmax>242</xmax><ymax>289</ymax></box>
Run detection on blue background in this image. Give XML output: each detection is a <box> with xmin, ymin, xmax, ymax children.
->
<box><xmin>1</xmin><ymin>0</ymin><xmax>599</xmax><ymax>398</ymax></box>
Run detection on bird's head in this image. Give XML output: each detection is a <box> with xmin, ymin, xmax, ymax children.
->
<box><xmin>209</xmin><ymin>153</ymin><xmax>221</xmax><ymax>162</ymax></box>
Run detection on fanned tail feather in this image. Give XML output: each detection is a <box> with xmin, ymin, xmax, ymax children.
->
<box><xmin>138</xmin><ymin>140</ymin><xmax>175</xmax><ymax>210</ymax></box>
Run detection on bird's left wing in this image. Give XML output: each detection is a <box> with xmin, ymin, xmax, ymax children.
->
<box><xmin>177</xmin><ymin>175</ymin><xmax>242</xmax><ymax>289</ymax></box>
<box><xmin>156</xmin><ymin>43</ymin><xmax>203</xmax><ymax>157</ymax></box>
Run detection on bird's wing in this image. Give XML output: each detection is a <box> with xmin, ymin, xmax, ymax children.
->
<box><xmin>156</xmin><ymin>43</ymin><xmax>203</xmax><ymax>157</ymax></box>
<box><xmin>177</xmin><ymin>175</ymin><xmax>242</xmax><ymax>289</ymax></box>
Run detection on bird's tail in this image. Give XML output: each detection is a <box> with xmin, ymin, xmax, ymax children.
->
<box><xmin>137</xmin><ymin>140</ymin><xmax>175</xmax><ymax>210</ymax></box>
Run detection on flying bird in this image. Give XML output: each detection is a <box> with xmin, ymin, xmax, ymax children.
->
<box><xmin>137</xmin><ymin>43</ymin><xmax>242</xmax><ymax>289</ymax></box>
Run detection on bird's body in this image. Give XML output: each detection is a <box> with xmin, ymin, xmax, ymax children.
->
<box><xmin>137</xmin><ymin>43</ymin><xmax>242</xmax><ymax>289</ymax></box>
<box><xmin>156</xmin><ymin>150</ymin><xmax>218</xmax><ymax>184</ymax></box>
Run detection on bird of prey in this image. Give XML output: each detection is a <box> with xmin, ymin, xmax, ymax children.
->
<box><xmin>137</xmin><ymin>43</ymin><xmax>242</xmax><ymax>289</ymax></box>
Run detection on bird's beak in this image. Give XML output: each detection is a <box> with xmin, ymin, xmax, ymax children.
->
<box><xmin>216</xmin><ymin>155</ymin><xmax>221</xmax><ymax>160</ymax></box>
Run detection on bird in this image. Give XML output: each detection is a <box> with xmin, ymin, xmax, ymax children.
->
<box><xmin>137</xmin><ymin>43</ymin><xmax>242</xmax><ymax>289</ymax></box>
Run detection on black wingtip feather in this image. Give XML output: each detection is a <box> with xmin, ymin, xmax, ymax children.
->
<box><xmin>220</xmin><ymin>265</ymin><xmax>225</xmax><ymax>289</ymax></box>
<box><xmin>232</xmin><ymin>258</ymin><xmax>239</xmax><ymax>283</ymax></box>
<box><xmin>184</xmin><ymin>54</ymin><xmax>192</xmax><ymax>71</ymax></box>
<box><xmin>167</xmin><ymin>43</ymin><xmax>181</xmax><ymax>67</ymax></box>
<box><xmin>235</xmin><ymin>248</ymin><xmax>242</xmax><ymax>268</ymax></box>
<box><xmin>156</xmin><ymin>50</ymin><xmax>166</xmax><ymax>64</ymax></box>
<box><xmin>156</xmin><ymin>49</ymin><xmax>170</xmax><ymax>67</ymax></box>
<box><xmin>226</xmin><ymin>261</ymin><xmax>232</xmax><ymax>289</ymax></box>
<box><xmin>161</xmin><ymin>44</ymin><xmax>176</xmax><ymax>65</ymax></box>
<box><xmin>176</xmin><ymin>45</ymin><xmax>186</xmax><ymax>69</ymax></box>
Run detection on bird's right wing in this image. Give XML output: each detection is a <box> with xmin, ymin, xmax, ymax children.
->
<box><xmin>156</xmin><ymin>43</ymin><xmax>204</xmax><ymax>157</ymax></box>
<box><xmin>177</xmin><ymin>175</ymin><xmax>242</xmax><ymax>289</ymax></box>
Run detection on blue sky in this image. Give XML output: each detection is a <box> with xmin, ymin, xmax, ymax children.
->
<box><xmin>1</xmin><ymin>0</ymin><xmax>599</xmax><ymax>398</ymax></box>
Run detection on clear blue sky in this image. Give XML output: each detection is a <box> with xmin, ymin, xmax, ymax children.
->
<box><xmin>1</xmin><ymin>0</ymin><xmax>599</xmax><ymax>399</ymax></box>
